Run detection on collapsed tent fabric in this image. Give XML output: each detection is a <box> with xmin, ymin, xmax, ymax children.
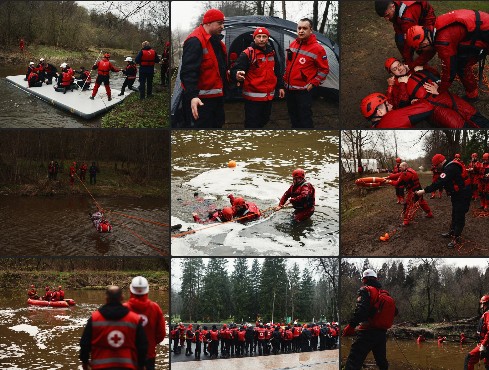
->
<box><xmin>171</xmin><ymin>15</ymin><xmax>339</xmax><ymax>125</ymax></box>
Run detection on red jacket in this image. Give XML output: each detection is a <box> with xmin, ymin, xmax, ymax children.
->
<box><xmin>91</xmin><ymin>310</ymin><xmax>140</xmax><ymax>369</ymax></box>
<box><xmin>279</xmin><ymin>181</ymin><xmax>315</xmax><ymax>210</ymax></box>
<box><xmin>242</xmin><ymin>46</ymin><xmax>277</xmax><ymax>101</ymax></box>
<box><xmin>183</xmin><ymin>25</ymin><xmax>227</xmax><ymax>98</ymax></box>
<box><xmin>124</xmin><ymin>294</ymin><xmax>165</xmax><ymax>360</ymax></box>
<box><xmin>479</xmin><ymin>311</ymin><xmax>489</xmax><ymax>346</ymax></box>
<box><xmin>387</xmin><ymin>168</ymin><xmax>422</xmax><ymax>191</ymax></box>
<box><xmin>372</xmin><ymin>100</ymin><xmax>434</xmax><ymax>128</ymax></box>
<box><xmin>468</xmin><ymin>160</ymin><xmax>483</xmax><ymax>182</ymax></box>
<box><xmin>94</xmin><ymin>58</ymin><xmax>120</xmax><ymax>76</ymax></box>
<box><xmin>283</xmin><ymin>34</ymin><xmax>329</xmax><ymax>90</ymax></box>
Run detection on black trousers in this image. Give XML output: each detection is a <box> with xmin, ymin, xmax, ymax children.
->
<box><xmin>286</xmin><ymin>89</ymin><xmax>313</xmax><ymax>128</ymax></box>
<box><xmin>451</xmin><ymin>188</ymin><xmax>472</xmax><ymax>237</ymax></box>
<box><xmin>183</xmin><ymin>95</ymin><xmax>225</xmax><ymax>128</ymax></box>
<box><xmin>139</xmin><ymin>72</ymin><xmax>154</xmax><ymax>98</ymax></box>
<box><xmin>244</xmin><ymin>100</ymin><xmax>273</xmax><ymax>128</ymax></box>
<box><xmin>344</xmin><ymin>329</ymin><xmax>388</xmax><ymax>370</ymax></box>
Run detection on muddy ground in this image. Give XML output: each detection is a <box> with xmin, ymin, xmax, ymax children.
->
<box><xmin>341</xmin><ymin>172</ymin><xmax>489</xmax><ymax>256</ymax></box>
<box><xmin>340</xmin><ymin>1</ymin><xmax>489</xmax><ymax>129</ymax></box>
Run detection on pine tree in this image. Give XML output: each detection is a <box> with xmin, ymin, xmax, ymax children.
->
<box><xmin>200</xmin><ymin>259</ymin><xmax>232</xmax><ymax>322</ymax></box>
<box><xmin>231</xmin><ymin>258</ymin><xmax>251</xmax><ymax>323</ymax></box>
<box><xmin>297</xmin><ymin>267</ymin><xmax>314</xmax><ymax>322</ymax></box>
<box><xmin>179</xmin><ymin>258</ymin><xmax>204</xmax><ymax>321</ymax></box>
<box><xmin>259</xmin><ymin>258</ymin><xmax>288</xmax><ymax>323</ymax></box>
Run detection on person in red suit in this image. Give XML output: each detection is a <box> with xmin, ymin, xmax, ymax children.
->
<box><xmin>90</xmin><ymin>53</ymin><xmax>120</xmax><ymax>101</ymax></box>
<box><xmin>276</xmin><ymin>168</ymin><xmax>315</xmax><ymax>222</ymax></box>
<box><xmin>228</xmin><ymin>194</ymin><xmax>261</xmax><ymax>222</ymax></box>
<box><xmin>463</xmin><ymin>295</ymin><xmax>489</xmax><ymax>370</ymax></box>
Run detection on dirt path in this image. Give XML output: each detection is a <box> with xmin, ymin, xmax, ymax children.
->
<box><xmin>340</xmin><ymin>1</ymin><xmax>489</xmax><ymax>128</ymax></box>
<box><xmin>341</xmin><ymin>172</ymin><xmax>489</xmax><ymax>256</ymax></box>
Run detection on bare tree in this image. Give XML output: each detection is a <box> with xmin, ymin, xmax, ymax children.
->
<box><xmin>281</xmin><ymin>0</ymin><xmax>286</xmax><ymax>19</ymax></box>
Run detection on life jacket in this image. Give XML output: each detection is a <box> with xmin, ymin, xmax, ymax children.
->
<box><xmin>170</xmin><ymin>328</ymin><xmax>178</xmax><ymax>339</ymax></box>
<box><xmin>98</xmin><ymin>221</ymin><xmax>112</xmax><ymax>233</ymax></box>
<box><xmin>28</xmin><ymin>72</ymin><xmax>39</xmax><ymax>84</ymax></box>
<box><xmin>285</xmin><ymin>329</ymin><xmax>293</xmax><ymax>340</ymax></box>
<box><xmin>97</xmin><ymin>59</ymin><xmax>111</xmax><ymax>76</ymax></box>
<box><xmin>90</xmin><ymin>309</ymin><xmax>140</xmax><ymax>369</ymax></box>
<box><xmin>186</xmin><ymin>329</ymin><xmax>194</xmax><ymax>340</ymax></box>
<box><xmin>61</xmin><ymin>71</ymin><xmax>72</xmax><ymax>87</ymax></box>
<box><xmin>183</xmin><ymin>25</ymin><xmax>227</xmax><ymax>99</ymax></box>
<box><xmin>242</xmin><ymin>202</ymin><xmax>261</xmax><ymax>217</ymax></box>
<box><xmin>434</xmin><ymin>10</ymin><xmax>489</xmax><ymax>50</ymax></box>
<box><xmin>238</xmin><ymin>330</ymin><xmax>246</xmax><ymax>342</ymax></box>
<box><xmin>478</xmin><ymin>311</ymin><xmax>489</xmax><ymax>340</ymax></box>
<box><xmin>241</xmin><ymin>46</ymin><xmax>277</xmax><ymax>101</ymax></box>
<box><xmin>193</xmin><ymin>329</ymin><xmax>200</xmax><ymax>343</ymax></box>
<box><xmin>257</xmin><ymin>327</ymin><xmax>266</xmax><ymax>340</ymax></box>
<box><xmin>290</xmin><ymin>182</ymin><xmax>315</xmax><ymax>209</ymax></box>
<box><xmin>265</xmin><ymin>329</ymin><xmax>272</xmax><ymax>340</ymax></box>
<box><xmin>82</xmin><ymin>71</ymin><xmax>91</xmax><ymax>84</ymax></box>
<box><xmin>210</xmin><ymin>330</ymin><xmax>219</xmax><ymax>341</ymax></box>
<box><xmin>59</xmin><ymin>290</ymin><xmax>65</xmax><ymax>300</ymax></box>
<box><xmin>125</xmin><ymin>63</ymin><xmax>137</xmax><ymax>80</ymax></box>
<box><xmin>406</xmin><ymin>69</ymin><xmax>440</xmax><ymax>100</ymax></box>
<box><xmin>293</xmin><ymin>326</ymin><xmax>302</xmax><ymax>337</ymax></box>
<box><xmin>359</xmin><ymin>286</ymin><xmax>396</xmax><ymax>330</ymax></box>
<box><xmin>402</xmin><ymin>168</ymin><xmax>422</xmax><ymax>191</ymax></box>
<box><xmin>140</xmin><ymin>48</ymin><xmax>156</xmax><ymax>67</ymax></box>
<box><xmin>446</xmin><ymin>160</ymin><xmax>471</xmax><ymax>192</ymax></box>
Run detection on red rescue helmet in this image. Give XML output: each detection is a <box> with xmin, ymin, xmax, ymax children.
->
<box><xmin>405</xmin><ymin>25</ymin><xmax>426</xmax><ymax>49</ymax></box>
<box><xmin>432</xmin><ymin>154</ymin><xmax>446</xmax><ymax>167</ymax></box>
<box><xmin>292</xmin><ymin>168</ymin><xmax>305</xmax><ymax>178</ymax></box>
<box><xmin>480</xmin><ymin>295</ymin><xmax>489</xmax><ymax>304</ymax></box>
<box><xmin>455</xmin><ymin>153</ymin><xmax>461</xmax><ymax>159</ymax></box>
<box><xmin>483</xmin><ymin>153</ymin><xmax>489</xmax><ymax>161</ymax></box>
<box><xmin>472</xmin><ymin>153</ymin><xmax>478</xmax><ymax>159</ymax></box>
<box><xmin>395</xmin><ymin>158</ymin><xmax>401</xmax><ymax>163</ymax></box>
<box><xmin>45</xmin><ymin>287</ymin><xmax>50</xmax><ymax>291</ymax></box>
<box><xmin>221</xmin><ymin>207</ymin><xmax>233</xmax><ymax>221</ymax></box>
<box><xmin>233</xmin><ymin>197</ymin><xmax>246</xmax><ymax>207</ymax></box>
<box><xmin>104</xmin><ymin>53</ymin><xmax>110</xmax><ymax>58</ymax></box>
<box><xmin>360</xmin><ymin>93</ymin><xmax>387</xmax><ymax>119</ymax></box>
<box><xmin>384</xmin><ymin>57</ymin><xmax>398</xmax><ymax>72</ymax></box>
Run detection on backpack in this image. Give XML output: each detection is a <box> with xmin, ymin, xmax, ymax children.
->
<box><xmin>366</xmin><ymin>286</ymin><xmax>396</xmax><ymax>330</ymax></box>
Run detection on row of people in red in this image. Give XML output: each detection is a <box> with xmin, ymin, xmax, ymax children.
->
<box><xmin>27</xmin><ymin>285</ymin><xmax>64</xmax><ymax>301</ymax></box>
<box><xmin>467</xmin><ymin>152</ymin><xmax>489</xmax><ymax>211</ymax></box>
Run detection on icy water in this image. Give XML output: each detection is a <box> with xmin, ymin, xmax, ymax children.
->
<box><xmin>171</xmin><ymin>130</ymin><xmax>339</xmax><ymax>256</ymax></box>
<box><xmin>0</xmin><ymin>195</ymin><xmax>168</xmax><ymax>256</ymax></box>
<box><xmin>0</xmin><ymin>56</ymin><xmax>130</xmax><ymax>128</ymax></box>
<box><xmin>0</xmin><ymin>289</ymin><xmax>169</xmax><ymax>369</ymax></box>
<box><xmin>342</xmin><ymin>336</ymin><xmax>472</xmax><ymax>369</ymax></box>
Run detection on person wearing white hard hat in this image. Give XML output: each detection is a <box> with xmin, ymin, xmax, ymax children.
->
<box><xmin>118</xmin><ymin>56</ymin><xmax>138</xmax><ymax>96</ymax></box>
<box><xmin>55</xmin><ymin>62</ymin><xmax>76</xmax><ymax>94</ymax></box>
<box><xmin>24</xmin><ymin>61</ymin><xmax>36</xmax><ymax>81</ymax></box>
<box><xmin>124</xmin><ymin>276</ymin><xmax>166</xmax><ymax>370</ymax></box>
<box><xmin>342</xmin><ymin>269</ymin><xmax>397</xmax><ymax>370</ymax></box>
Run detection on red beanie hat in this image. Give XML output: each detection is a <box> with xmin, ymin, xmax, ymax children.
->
<box><xmin>253</xmin><ymin>27</ymin><xmax>270</xmax><ymax>38</ymax></box>
<box><xmin>432</xmin><ymin>154</ymin><xmax>446</xmax><ymax>166</ymax></box>
<box><xmin>203</xmin><ymin>9</ymin><xmax>224</xmax><ymax>24</ymax></box>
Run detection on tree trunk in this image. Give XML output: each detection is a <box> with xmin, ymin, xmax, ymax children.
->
<box><xmin>282</xmin><ymin>0</ymin><xmax>286</xmax><ymax>19</ymax></box>
<box><xmin>312</xmin><ymin>0</ymin><xmax>319</xmax><ymax>31</ymax></box>
<box><xmin>269</xmin><ymin>0</ymin><xmax>274</xmax><ymax>16</ymax></box>
<box><xmin>319</xmin><ymin>0</ymin><xmax>331</xmax><ymax>34</ymax></box>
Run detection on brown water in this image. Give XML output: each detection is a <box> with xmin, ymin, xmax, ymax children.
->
<box><xmin>0</xmin><ymin>56</ymin><xmax>130</xmax><ymax>128</ymax></box>
<box><xmin>0</xmin><ymin>195</ymin><xmax>169</xmax><ymax>256</ymax></box>
<box><xmin>342</xmin><ymin>336</ymin><xmax>473</xmax><ymax>369</ymax></box>
<box><xmin>0</xmin><ymin>289</ymin><xmax>169</xmax><ymax>369</ymax></box>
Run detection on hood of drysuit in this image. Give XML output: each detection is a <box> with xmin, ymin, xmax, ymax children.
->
<box><xmin>127</xmin><ymin>293</ymin><xmax>151</xmax><ymax>311</ymax></box>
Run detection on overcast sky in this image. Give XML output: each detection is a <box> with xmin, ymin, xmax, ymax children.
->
<box><xmin>171</xmin><ymin>258</ymin><xmax>329</xmax><ymax>291</ymax></box>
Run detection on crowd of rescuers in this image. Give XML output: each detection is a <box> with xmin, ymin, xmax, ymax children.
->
<box><xmin>191</xmin><ymin>168</ymin><xmax>316</xmax><ymax>224</ymax></box>
<box><xmin>27</xmin><ymin>285</ymin><xmax>64</xmax><ymax>301</ymax></box>
<box><xmin>170</xmin><ymin>321</ymin><xmax>339</xmax><ymax>360</ymax></box>
<box><xmin>360</xmin><ymin>1</ymin><xmax>489</xmax><ymax>129</ymax></box>
<box><xmin>23</xmin><ymin>40</ymin><xmax>161</xmax><ymax>100</ymax></box>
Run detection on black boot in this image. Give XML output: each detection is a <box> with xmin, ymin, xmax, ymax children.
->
<box><xmin>118</xmin><ymin>90</ymin><xmax>125</xmax><ymax>96</ymax></box>
<box><xmin>448</xmin><ymin>236</ymin><xmax>462</xmax><ymax>248</ymax></box>
<box><xmin>441</xmin><ymin>231</ymin><xmax>454</xmax><ymax>238</ymax></box>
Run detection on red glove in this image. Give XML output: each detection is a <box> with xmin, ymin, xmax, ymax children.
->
<box><xmin>342</xmin><ymin>324</ymin><xmax>356</xmax><ymax>337</ymax></box>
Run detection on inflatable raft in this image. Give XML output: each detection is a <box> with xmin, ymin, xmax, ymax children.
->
<box><xmin>6</xmin><ymin>75</ymin><xmax>133</xmax><ymax>119</ymax></box>
<box><xmin>27</xmin><ymin>298</ymin><xmax>76</xmax><ymax>307</ymax></box>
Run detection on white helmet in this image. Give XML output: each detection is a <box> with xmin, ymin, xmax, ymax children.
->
<box><xmin>29</xmin><ymin>62</ymin><xmax>34</xmax><ymax>66</ymax></box>
<box><xmin>124</xmin><ymin>56</ymin><xmax>133</xmax><ymax>62</ymax></box>
<box><xmin>130</xmin><ymin>276</ymin><xmax>149</xmax><ymax>295</ymax></box>
<box><xmin>60</xmin><ymin>62</ymin><xmax>67</xmax><ymax>69</ymax></box>
<box><xmin>40</xmin><ymin>58</ymin><xmax>45</xmax><ymax>62</ymax></box>
<box><xmin>362</xmin><ymin>269</ymin><xmax>377</xmax><ymax>279</ymax></box>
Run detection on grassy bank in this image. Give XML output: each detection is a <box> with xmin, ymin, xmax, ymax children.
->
<box><xmin>101</xmin><ymin>70</ymin><xmax>170</xmax><ymax>128</ymax></box>
<box><xmin>0</xmin><ymin>270</ymin><xmax>169</xmax><ymax>290</ymax></box>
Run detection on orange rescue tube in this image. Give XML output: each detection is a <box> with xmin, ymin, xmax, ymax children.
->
<box><xmin>355</xmin><ymin>177</ymin><xmax>387</xmax><ymax>188</ymax></box>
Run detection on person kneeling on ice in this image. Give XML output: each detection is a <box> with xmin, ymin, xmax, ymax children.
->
<box><xmin>118</xmin><ymin>57</ymin><xmax>138</xmax><ymax>96</ymax></box>
<box><xmin>228</xmin><ymin>194</ymin><xmax>261</xmax><ymax>222</ymax></box>
<box><xmin>75</xmin><ymin>67</ymin><xmax>91</xmax><ymax>90</ymax></box>
<box><xmin>276</xmin><ymin>168</ymin><xmax>315</xmax><ymax>222</ymax></box>
<box><xmin>90</xmin><ymin>53</ymin><xmax>120</xmax><ymax>101</ymax></box>
<box><xmin>193</xmin><ymin>206</ymin><xmax>234</xmax><ymax>224</ymax></box>
<box><xmin>55</xmin><ymin>63</ymin><xmax>77</xmax><ymax>94</ymax></box>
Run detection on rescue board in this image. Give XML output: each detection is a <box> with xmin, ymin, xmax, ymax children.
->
<box><xmin>6</xmin><ymin>75</ymin><xmax>133</xmax><ymax>119</ymax></box>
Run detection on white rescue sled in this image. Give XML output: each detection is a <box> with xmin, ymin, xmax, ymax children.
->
<box><xmin>6</xmin><ymin>75</ymin><xmax>134</xmax><ymax>119</ymax></box>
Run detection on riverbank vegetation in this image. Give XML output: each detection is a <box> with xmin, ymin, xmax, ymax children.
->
<box><xmin>0</xmin><ymin>257</ymin><xmax>169</xmax><ymax>290</ymax></box>
<box><xmin>0</xmin><ymin>130</ymin><xmax>169</xmax><ymax>197</ymax></box>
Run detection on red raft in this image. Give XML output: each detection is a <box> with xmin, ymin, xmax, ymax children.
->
<box><xmin>27</xmin><ymin>298</ymin><xmax>76</xmax><ymax>307</ymax></box>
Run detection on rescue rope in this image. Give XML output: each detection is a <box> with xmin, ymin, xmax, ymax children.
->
<box><xmin>109</xmin><ymin>213</ymin><xmax>168</xmax><ymax>256</ymax></box>
<box><xmin>74</xmin><ymin>172</ymin><xmax>103</xmax><ymax>211</ymax></box>
<box><xmin>378</xmin><ymin>193</ymin><xmax>420</xmax><ymax>242</ymax></box>
<box><xmin>393</xmin><ymin>336</ymin><xmax>416</xmax><ymax>370</ymax></box>
<box><xmin>171</xmin><ymin>205</ymin><xmax>288</xmax><ymax>238</ymax></box>
<box><xmin>106</xmin><ymin>210</ymin><xmax>169</xmax><ymax>227</ymax></box>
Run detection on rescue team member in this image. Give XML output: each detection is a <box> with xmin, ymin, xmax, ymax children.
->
<box><xmin>180</xmin><ymin>9</ymin><xmax>227</xmax><ymax>128</ymax></box>
<box><xmin>430</xmin><ymin>162</ymin><xmax>443</xmax><ymax>199</ymax></box>
<box><xmin>80</xmin><ymin>286</ymin><xmax>148</xmax><ymax>370</ymax></box>
<box><xmin>90</xmin><ymin>53</ymin><xmax>120</xmax><ymax>101</ymax></box>
<box><xmin>386</xmin><ymin>162</ymin><xmax>433</xmax><ymax>225</ymax></box>
<box><xmin>276</xmin><ymin>168</ymin><xmax>315</xmax><ymax>222</ymax></box>
<box><xmin>27</xmin><ymin>285</ymin><xmax>39</xmax><ymax>299</ymax></box>
<box><xmin>27</xmin><ymin>69</ymin><xmax>42</xmax><ymax>88</ymax></box>
<box><xmin>89</xmin><ymin>162</ymin><xmax>98</xmax><ymax>185</ymax></box>
<box><xmin>119</xmin><ymin>57</ymin><xmax>138</xmax><ymax>96</ymax></box>
<box><xmin>416</xmin><ymin>154</ymin><xmax>472</xmax><ymax>248</ymax></box>
<box><xmin>228</xmin><ymin>194</ymin><xmax>261</xmax><ymax>222</ymax></box>
<box><xmin>185</xmin><ymin>324</ymin><xmax>194</xmax><ymax>356</ymax></box>
<box><xmin>75</xmin><ymin>67</ymin><xmax>91</xmax><ymax>90</ymax></box>
<box><xmin>55</xmin><ymin>63</ymin><xmax>76</xmax><ymax>94</ymax></box>
<box><xmin>384</xmin><ymin>57</ymin><xmax>489</xmax><ymax>128</ymax></box>
<box><xmin>374</xmin><ymin>1</ymin><xmax>436</xmax><ymax>65</ymax></box>
<box><xmin>160</xmin><ymin>41</ymin><xmax>171</xmax><ymax>86</ymax></box>
<box><xmin>43</xmin><ymin>286</ymin><xmax>53</xmax><ymax>301</ymax></box>
<box><xmin>192</xmin><ymin>206</ymin><xmax>234</xmax><ymax>224</ymax></box>
<box><xmin>481</xmin><ymin>153</ymin><xmax>489</xmax><ymax>212</ymax></box>
<box><xmin>25</xmin><ymin>61</ymin><xmax>36</xmax><ymax>81</ymax></box>
<box><xmin>58</xmin><ymin>286</ymin><xmax>65</xmax><ymax>300</ymax></box>
<box><xmin>124</xmin><ymin>276</ymin><xmax>166</xmax><ymax>370</ymax></box>
<box><xmin>69</xmin><ymin>161</ymin><xmax>76</xmax><ymax>188</ymax></box>
<box><xmin>194</xmin><ymin>324</ymin><xmax>204</xmax><ymax>360</ymax></box>
<box><xmin>231</xmin><ymin>26</ymin><xmax>285</xmax><ymax>128</ymax></box>
<box><xmin>283</xmin><ymin>18</ymin><xmax>329</xmax><ymax>128</ymax></box>
<box><xmin>467</xmin><ymin>153</ymin><xmax>483</xmax><ymax>201</ymax></box>
<box><xmin>40</xmin><ymin>59</ymin><xmax>58</xmax><ymax>85</ymax></box>
<box><xmin>342</xmin><ymin>269</ymin><xmax>397</xmax><ymax>370</ymax></box>
<box><xmin>391</xmin><ymin>157</ymin><xmax>405</xmax><ymax>204</ymax></box>
<box><xmin>135</xmin><ymin>41</ymin><xmax>160</xmax><ymax>99</ymax></box>
<box><xmin>405</xmin><ymin>10</ymin><xmax>489</xmax><ymax>101</ymax></box>
<box><xmin>464</xmin><ymin>295</ymin><xmax>489</xmax><ymax>370</ymax></box>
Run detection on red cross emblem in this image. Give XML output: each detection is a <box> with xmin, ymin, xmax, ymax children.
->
<box><xmin>108</xmin><ymin>330</ymin><xmax>125</xmax><ymax>348</ymax></box>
